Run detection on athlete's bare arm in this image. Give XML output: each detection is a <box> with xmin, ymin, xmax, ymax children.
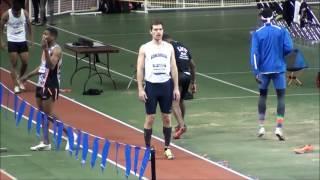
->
<box><xmin>42</xmin><ymin>39</ymin><xmax>62</xmax><ymax>70</ymax></box>
<box><xmin>170</xmin><ymin>46</ymin><xmax>180</xmax><ymax>101</ymax></box>
<box><xmin>190</xmin><ymin>59</ymin><xmax>197</xmax><ymax>93</ymax></box>
<box><xmin>0</xmin><ymin>12</ymin><xmax>9</xmax><ymax>49</ymax></box>
<box><xmin>137</xmin><ymin>45</ymin><xmax>148</xmax><ymax>102</ymax></box>
<box><xmin>24</xmin><ymin>10</ymin><xmax>33</xmax><ymax>45</ymax></box>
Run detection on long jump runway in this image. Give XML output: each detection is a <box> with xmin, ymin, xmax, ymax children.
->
<box><xmin>0</xmin><ymin>68</ymin><xmax>249</xmax><ymax>180</ymax></box>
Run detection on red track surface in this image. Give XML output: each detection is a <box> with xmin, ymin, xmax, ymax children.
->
<box><xmin>1</xmin><ymin>69</ymin><xmax>248</xmax><ymax>180</ymax></box>
<box><xmin>0</xmin><ymin>170</ymin><xmax>15</xmax><ymax>180</ymax></box>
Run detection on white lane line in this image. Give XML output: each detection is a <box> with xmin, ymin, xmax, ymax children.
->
<box><xmin>0</xmin><ymin>154</ymin><xmax>32</xmax><ymax>158</ymax></box>
<box><xmin>196</xmin><ymin>72</ymin><xmax>259</xmax><ymax>94</ymax></box>
<box><xmin>0</xmin><ymin>169</ymin><xmax>17</xmax><ymax>180</ymax></box>
<box><xmin>0</xmin><ymin>104</ymin><xmax>147</xmax><ymax>180</ymax></box>
<box><xmin>193</xmin><ymin>93</ymin><xmax>319</xmax><ymax>101</ymax></box>
<box><xmin>47</xmin><ymin>24</ymin><xmax>258</xmax><ymax>95</ymax></box>
<box><xmin>0</xmin><ymin>67</ymin><xmax>253</xmax><ymax>179</ymax></box>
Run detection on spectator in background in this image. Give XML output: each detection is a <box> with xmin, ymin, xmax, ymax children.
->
<box><xmin>299</xmin><ymin>0</ymin><xmax>308</xmax><ymax>28</ymax></box>
<box><xmin>38</xmin><ymin>0</ymin><xmax>54</xmax><ymax>26</ymax></box>
<box><xmin>31</xmin><ymin>0</ymin><xmax>40</xmax><ymax>25</ymax></box>
<box><xmin>282</xmin><ymin>0</ymin><xmax>295</xmax><ymax>26</ymax></box>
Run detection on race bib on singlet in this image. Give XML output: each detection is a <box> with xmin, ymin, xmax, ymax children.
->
<box><xmin>152</xmin><ymin>63</ymin><xmax>167</xmax><ymax>75</ymax></box>
<box><xmin>12</xmin><ymin>25</ymin><xmax>24</xmax><ymax>35</ymax></box>
<box><xmin>37</xmin><ymin>62</ymin><xmax>48</xmax><ymax>87</ymax></box>
<box><xmin>150</xmin><ymin>53</ymin><xmax>169</xmax><ymax>75</ymax></box>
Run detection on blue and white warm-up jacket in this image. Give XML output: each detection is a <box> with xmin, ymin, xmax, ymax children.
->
<box><xmin>250</xmin><ymin>23</ymin><xmax>293</xmax><ymax>76</ymax></box>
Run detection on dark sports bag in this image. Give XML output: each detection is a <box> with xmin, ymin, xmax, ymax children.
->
<box><xmin>83</xmin><ymin>88</ymin><xmax>103</xmax><ymax>95</ymax></box>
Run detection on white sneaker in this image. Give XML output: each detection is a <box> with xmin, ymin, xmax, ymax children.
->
<box><xmin>164</xmin><ymin>148</ymin><xmax>174</xmax><ymax>160</ymax></box>
<box><xmin>258</xmin><ymin>127</ymin><xmax>265</xmax><ymax>137</ymax></box>
<box><xmin>14</xmin><ymin>86</ymin><xmax>21</xmax><ymax>94</ymax></box>
<box><xmin>65</xmin><ymin>132</ymin><xmax>78</xmax><ymax>151</ymax></box>
<box><xmin>19</xmin><ymin>82</ymin><xmax>25</xmax><ymax>91</ymax></box>
<box><xmin>275</xmin><ymin>128</ymin><xmax>285</xmax><ymax>141</ymax></box>
<box><xmin>30</xmin><ymin>142</ymin><xmax>51</xmax><ymax>151</ymax></box>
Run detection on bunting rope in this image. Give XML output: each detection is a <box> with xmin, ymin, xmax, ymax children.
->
<box><xmin>0</xmin><ymin>82</ymin><xmax>150</xmax><ymax>179</ymax></box>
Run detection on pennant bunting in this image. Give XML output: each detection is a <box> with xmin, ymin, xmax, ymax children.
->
<box><xmin>115</xmin><ymin>142</ymin><xmax>120</xmax><ymax>174</ymax></box>
<box><xmin>90</xmin><ymin>137</ymin><xmax>99</xmax><ymax>168</ymax></box>
<box><xmin>43</xmin><ymin>114</ymin><xmax>49</xmax><ymax>143</ymax></box>
<box><xmin>67</xmin><ymin>126</ymin><xmax>74</xmax><ymax>156</ymax></box>
<box><xmin>125</xmin><ymin>144</ymin><xmax>132</xmax><ymax>178</ymax></box>
<box><xmin>16</xmin><ymin>100</ymin><xmax>26</xmax><ymax>127</ymax></box>
<box><xmin>100</xmin><ymin>139</ymin><xmax>110</xmax><ymax>172</ymax></box>
<box><xmin>5</xmin><ymin>90</ymin><xmax>11</xmax><ymax>120</ymax></box>
<box><xmin>81</xmin><ymin>133</ymin><xmax>89</xmax><ymax>166</ymax></box>
<box><xmin>27</xmin><ymin>106</ymin><xmax>34</xmax><ymax>133</ymax></box>
<box><xmin>36</xmin><ymin>110</ymin><xmax>42</xmax><ymax>137</ymax></box>
<box><xmin>53</xmin><ymin>119</ymin><xmax>57</xmax><ymax>144</ymax></box>
<box><xmin>13</xmin><ymin>94</ymin><xmax>18</xmax><ymax>120</ymax></box>
<box><xmin>56</xmin><ymin>121</ymin><xmax>64</xmax><ymax>150</ymax></box>
<box><xmin>139</xmin><ymin>148</ymin><xmax>151</xmax><ymax>180</ymax></box>
<box><xmin>134</xmin><ymin>146</ymin><xmax>141</xmax><ymax>175</ymax></box>
<box><xmin>75</xmin><ymin>129</ymin><xmax>82</xmax><ymax>160</ymax></box>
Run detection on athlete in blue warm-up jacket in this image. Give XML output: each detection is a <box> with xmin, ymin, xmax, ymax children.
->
<box><xmin>250</xmin><ymin>7</ymin><xmax>293</xmax><ymax>141</ymax></box>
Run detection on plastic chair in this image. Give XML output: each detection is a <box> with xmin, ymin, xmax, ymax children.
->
<box><xmin>285</xmin><ymin>49</ymin><xmax>308</xmax><ymax>86</ymax></box>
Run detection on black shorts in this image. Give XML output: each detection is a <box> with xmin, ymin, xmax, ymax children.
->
<box><xmin>35</xmin><ymin>87</ymin><xmax>59</xmax><ymax>101</ymax></box>
<box><xmin>179</xmin><ymin>73</ymin><xmax>191</xmax><ymax>100</ymax></box>
<box><xmin>145</xmin><ymin>80</ymin><xmax>173</xmax><ymax>114</ymax></box>
<box><xmin>7</xmin><ymin>41</ymin><xmax>28</xmax><ymax>53</ymax></box>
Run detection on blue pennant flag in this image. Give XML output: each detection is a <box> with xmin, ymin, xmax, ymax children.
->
<box><xmin>100</xmin><ymin>139</ymin><xmax>111</xmax><ymax>172</ymax></box>
<box><xmin>67</xmin><ymin>126</ymin><xmax>74</xmax><ymax>156</ymax></box>
<box><xmin>56</xmin><ymin>121</ymin><xmax>64</xmax><ymax>150</ymax></box>
<box><xmin>16</xmin><ymin>100</ymin><xmax>26</xmax><ymax>127</ymax></box>
<box><xmin>91</xmin><ymin>137</ymin><xmax>99</xmax><ymax>168</ymax></box>
<box><xmin>0</xmin><ymin>84</ymin><xmax>3</xmax><ymax>112</ymax></box>
<box><xmin>52</xmin><ymin>119</ymin><xmax>57</xmax><ymax>144</ymax></box>
<box><xmin>27</xmin><ymin>106</ymin><xmax>34</xmax><ymax>133</ymax></box>
<box><xmin>115</xmin><ymin>142</ymin><xmax>120</xmax><ymax>174</ymax></box>
<box><xmin>81</xmin><ymin>133</ymin><xmax>89</xmax><ymax>166</ymax></box>
<box><xmin>75</xmin><ymin>130</ymin><xmax>82</xmax><ymax>160</ymax></box>
<box><xmin>5</xmin><ymin>90</ymin><xmax>11</xmax><ymax>120</ymax></box>
<box><xmin>125</xmin><ymin>144</ymin><xmax>132</xmax><ymax>178</ymax></box>
<box><xmin>36</xmin><ymin>111</ymin><xmax>42</xmax><ymax>137</ymax></box>
<box><xmin>43</xmin><ymin>114</ymin><xmax>49</xmax><ymax>143</ymax></box>
<box><xmin>14</xmin><ymin>94</ymin><xmax>18</xmax><ymax>120</ymax></box>
<box><xmin>134</xmin><ymin>146</ymin><xmax>141</xmax><ymax>175</ymax></box>
<box><xmin>139</xmin><ymin>148</ymin><xmax>151</xmax><ymax>180</ymax></box>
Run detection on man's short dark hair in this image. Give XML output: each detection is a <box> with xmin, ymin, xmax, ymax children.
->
<box><xmin>46</xmin><ymin>27</ymin><xmax>58</xmax><ymax>38</ymax></box>
<box><xmin>260</xmin><ymin>7</ymin><xmax>273</xmax><ymax>19</ymax></box>
<box><xmin>12</xmin><ymin>0</ymin><xmax>22</xmax><ymax>11</ymax></box>
<box><xmin>150</xmin><ymin>20</ymin><xmax>163</xmax><ymax>30</ymax></box>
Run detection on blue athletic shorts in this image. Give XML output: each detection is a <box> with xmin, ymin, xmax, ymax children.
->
<box><xmin>145</xmin><ymin>79</ymin><xmax>173</xmax><ymax>114</ymax></box>
<box><xmin>259</xmin><ymin>72</ymin><xmax>286</xmax><ymax>90</ymax></box>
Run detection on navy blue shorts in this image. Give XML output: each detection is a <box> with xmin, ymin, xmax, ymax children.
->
<box><xmin>179</xmin><ymin>72</ymin><xmax>191</xmax><ymax>100</ymax></box>
<box><xmin>259</xmin><ymin>72</ymin><xmax>286</xmax><ymax>90</ymax></box>
<box><xmin>7</xmin><ymin>41</ymin><xmax>28</xmax><ymax>53</ymax></box>
<box><xmin>145</xmin><ymin>80</ymin><xmax>173</xmax><ymax>114</ymax></box>
<box><xmin>36</xmin><ymin>87</ymin><xmax>59</xmax><ymax>101</ymax></box>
